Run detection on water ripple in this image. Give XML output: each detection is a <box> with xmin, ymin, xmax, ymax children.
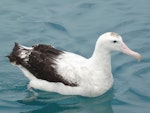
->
<box><xmin>44</xmin><ymin>22</ymin><xmax>67</xmax><ymax>32</ymax></box>
<box><xmin>78</xmin><ymin>3</ymin><xmax>96</xmax><ymax>9</ymax></box>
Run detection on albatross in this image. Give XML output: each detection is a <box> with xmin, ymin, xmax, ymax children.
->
<box><xmin>7</xmin><ymin>32</ymin><xmax>141</xmax><ymax>97</ymax></box>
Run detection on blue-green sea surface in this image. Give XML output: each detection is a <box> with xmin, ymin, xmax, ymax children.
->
<box><xmin>0</xmin><ymin>0</ymin><xmax>150</xmax><ymax>113</ymax></box>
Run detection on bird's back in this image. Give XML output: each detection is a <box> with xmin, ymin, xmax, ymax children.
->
<box><xmin>8</xmin><ymin>43</ymin><xmax>79</xmax><ymax>86</ymax></box>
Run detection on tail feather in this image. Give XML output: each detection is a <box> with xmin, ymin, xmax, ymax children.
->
<box><xmin>7</xmin><ymin>42</ymin><xmax>31</xmax><ymax>65</ymax></box>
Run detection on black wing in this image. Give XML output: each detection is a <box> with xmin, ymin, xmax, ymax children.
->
<box><xmin>8</xmin><ymin>43</ymin><xmax>78</xmax><ymax>87</ymax></box>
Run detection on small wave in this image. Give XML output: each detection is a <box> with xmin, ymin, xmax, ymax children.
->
<box><xmin>44</xmin><ymin>22</ymin><xmax>67</xmax><ymax>32</ymax></box>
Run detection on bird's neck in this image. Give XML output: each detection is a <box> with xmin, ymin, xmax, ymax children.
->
<box><xmin>89</xmin><ymin>48</ymin><xmax>112</xmax><ymax>74</ymax></box>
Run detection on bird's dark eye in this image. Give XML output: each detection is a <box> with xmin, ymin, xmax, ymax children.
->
<box><xmin>113</xmin><ymin>40</ymin><xmax>117</xmax><ymax>43</ymax></box>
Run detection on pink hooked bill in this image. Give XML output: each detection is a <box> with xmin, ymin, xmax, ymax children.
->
<box><xmin>121</xmin><ymin>42</ymin><xmax>142</xmax><ymax>62</ymax></box>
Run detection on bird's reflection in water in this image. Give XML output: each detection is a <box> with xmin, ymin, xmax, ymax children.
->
<box><xmin>18</xmin><ymin>88</ymin><xmax>114</xmax><ymax>113</ymax></box>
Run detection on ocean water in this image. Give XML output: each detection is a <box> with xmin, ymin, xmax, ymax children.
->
<box><xmin>0</xmin><ymin>0</ymin><xmax>150</xmax><ymax>113</ymax></box>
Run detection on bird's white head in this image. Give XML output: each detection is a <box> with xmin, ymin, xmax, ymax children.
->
<box><xmin>96</xmin><ymin>32</ymin><xmax>141</xmax><ymax>61</ymax></box>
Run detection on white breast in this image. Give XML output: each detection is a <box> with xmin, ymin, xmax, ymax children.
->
<box><xmin>54</xmin><ymin>52</ymin><xmax>114</xmax><ymax>96</ymax></box>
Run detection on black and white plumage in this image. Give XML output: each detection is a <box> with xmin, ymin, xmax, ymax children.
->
<box><xmin>8</xmin><ymin>32</ymin><xmax>141</xmax><ymax>97</ymax></box>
